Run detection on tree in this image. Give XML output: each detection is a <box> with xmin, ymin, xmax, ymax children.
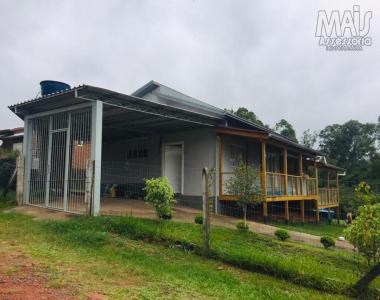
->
<box><xmin>319</xmin><ymin>120</ymin><xmax>377</xmax><ymax>171</ymax></box>
<box><xmin>227</xmin><ymin>107</ymin><xmax>264</xmax><ymax>126</ymax></box>
<box><xmin>345</xmin><ymin>203</ymin><xmax>380</xmax><ymax>267</ymax></box>
<box><xmin>300</xmin><ymin>129</ymin><xmax>318</xmax><ymax>148</ymax></box>
<box><xmin>225</xmin><ymin>163</ymin><xmax>262</xmax><ymax>226</ymax></box>
<box><xmin>143</xmin><ymin>177</ymin><xmax>175</xmax><ymax>220</ymax></box>
<box><xmin>275</xmin><ymin>119</ymin><xmax>297</xmax><ymax>141</ymax></box>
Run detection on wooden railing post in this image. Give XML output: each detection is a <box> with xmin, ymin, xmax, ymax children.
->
<box><xmin>284</xmin><ymin>148</ymin><xmax>288</xmax><ymax>196</ymax></box>
<box><xmin>327</xmin><ymin>171</ymin><xmax>330</xmax><ymax>204</ymax></box>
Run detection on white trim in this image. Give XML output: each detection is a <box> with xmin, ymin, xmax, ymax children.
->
<box><xmin>27</xmin><ymin>103</ymin><xmax>91</xmax><ymax>120</ymax></box>
<box><xmin>161</xmin><ymin>141</ymin><xmax>184</xmax><ymax>194</ymax></box>
<box><xmin>23</xmin><ymin>117</ymin><xmax>31</xmax><ymax>205</ymax></box>
<box><xmin>91</xmin><ymin>100</ymin><xmax>103</xmax><ymax>215</ymax></box>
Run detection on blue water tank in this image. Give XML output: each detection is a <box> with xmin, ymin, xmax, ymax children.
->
<box><xmin>40</xmin><ymin>80</ymin><xmax>71</xmax><ymax>96</ymax></box>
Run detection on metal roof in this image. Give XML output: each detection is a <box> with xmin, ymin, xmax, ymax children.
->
<box><xmin>9</xmin><ymin>82</ymin><xmax>323</xmax><ymax>156</ymax></box>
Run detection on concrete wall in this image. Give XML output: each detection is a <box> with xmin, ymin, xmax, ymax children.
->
<box><xmin>162</xmin><ymin>128</ymin><xmax>216</xmax><ymax>196</ymax></box>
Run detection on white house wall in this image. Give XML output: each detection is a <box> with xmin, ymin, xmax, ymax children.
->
<box><xmin>101</xmin><ymin>128</ymin><xmax>216</xmax><ymax>199</ymax></box>
<box><xmin>162</xmin><ymin>128</ymin><xmax>216</xmax><ymax>196</ymax></box>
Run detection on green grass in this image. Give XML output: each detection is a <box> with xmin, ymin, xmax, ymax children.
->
<box><xmin>0</xmin><ymin>213</ymin><xmax>351</xmax><ymax>300</ymax></box>
<box><xmin>269</xmin><ymin>219</ymin><xmax>346</xmax><ymax>238</ymax></box>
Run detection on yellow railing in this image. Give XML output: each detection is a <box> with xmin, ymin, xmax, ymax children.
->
<box><xmin>306</xmin><ymin>178</ymin><xmax>317</xmax><ymax>196</ymax></box>
<box><xmin>287</xmin><ymin>174</ymin><xmax>303</xmax><ymax>196</ymax></box>
<box><xmin>318</xmin><ymin>188</ymin><xmax>339</xmax><ymax>206</ymax></box>
<box><xmin>266</xmin><ymin>172</ymin><xmax>286</xmax><ymax>196</ymax></box>
<box><xmin>220</xmin><ymin>171</ymin><xmax>317</xmax><ymax>198</ymax></box>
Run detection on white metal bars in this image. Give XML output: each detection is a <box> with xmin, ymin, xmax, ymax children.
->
<box><xmin>26</xmin><ymin>108</ymin><xmax>92</xmax><ymax>214</ymax></box>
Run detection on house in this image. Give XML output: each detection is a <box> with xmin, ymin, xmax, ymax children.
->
<box><xmin>8</xmin><ymin>80</ymin><xmax>344</xmax><ymax>222</ymax></box>
<box><xmin>0</xmin><ymin>127</ymin><xmax>24</xmax><ymax>154</ymax></box>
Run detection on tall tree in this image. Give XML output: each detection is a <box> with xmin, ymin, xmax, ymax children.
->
<box><xmin>275</xmin><ymin>119</ymin><xmax>297</xmax><ymax>141</ymax></box>
<box><xmin>319</xmin><ymin>120</ymin><xmax>378</xmax><ymax>171</ymax></box>
<box><xmin>228</xmin><ymin>107</ymin><xmax>264</xmax><ymax>126</ymax></box>
<box><xmin>300</xmin><ymin>129</ymin><xmax>318</xmax><ymax>148</ymax></box>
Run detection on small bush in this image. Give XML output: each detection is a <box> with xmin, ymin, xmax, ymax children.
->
<box><xmin>320</xmin><ymin>236</ymin><xmax>335</xmax><ymax>249</ymax></box>
<box><xmin>236</xmin><ymin>220</ymin><xmax>249</xmax><ymax>232</ymax></box>
<box><xmin>143</xmin><ymin>177</ymin><xmax>175</xmax><ymax>220</ymax></box>
<box><xmin>194</xmin><ymin>215</ymin><xmax>203</xmax><ymax>225</ymax></box>
<box><xmin>275</xmin><ymin>229</ymin><xmax>290</xmax><ymax>241</ymax></box>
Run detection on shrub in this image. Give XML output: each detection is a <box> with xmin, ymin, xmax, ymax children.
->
<box><xmin>143</xmin><ymin>177</ymin><xmax>175</xmax><ymax>220</ymax></box>
<box><xmin>320</xmin><ymin>236</ymin><xmax>335</xmax><ymax>249</ymax></box>
<box><xmin>275</xmin><ymin>229</ymin><xmax>290</xmax><ymax>241</ymax></box>
<box><xmin>194</xmin><ymin>215</ymin><xmax>203</xmax><ymax>225</ymax></box>
<box><xmin>344</xmin><ymin>203</ymin><xmax>380</xmax><ymax>266</ymax></box>
<box><xmin>236</xmin><ymin>220</ymin><xmax>249</xmax><ymax>232</ymax></box>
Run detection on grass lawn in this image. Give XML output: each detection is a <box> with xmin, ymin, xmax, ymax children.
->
<box><xmin>0</xmin><ymin>212</ymin><xmax>354</xmax><ymax>300</ymax></box>
<box><xmin>269</xmin><ymin>219</ymin><xmax>346</xmax><ymax>238</ymax></box>
<box><xmin>0</xmin><ymin>212</ymin><xmax>380</xmax><ymax>299</ymax></box>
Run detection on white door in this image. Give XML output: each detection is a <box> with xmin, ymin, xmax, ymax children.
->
<box><xmin>163</xmin><ymin>144</ymin><xmax>183</xmax><ymax>193</ymax></box>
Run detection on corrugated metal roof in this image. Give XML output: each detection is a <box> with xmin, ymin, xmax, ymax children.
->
<box><xmin>8</xmin><ymin>82</ymin><xmax>323</xmax><ymax>156</ymax></box>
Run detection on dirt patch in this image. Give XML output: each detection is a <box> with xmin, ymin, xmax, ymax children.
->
<box><xmin>0</xmin><ymin>251</ymin><xmax>77</xmax><ymax>300</ymax></box>
<box><xmin>7</xmin><ymin>206</ymin><xmax>74</xmax><ymax>221</ymax></box>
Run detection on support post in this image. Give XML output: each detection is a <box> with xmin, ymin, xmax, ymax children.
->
<box><xmin>261</xmin><ymin>142</ymin><xmax>268</xmax><ymax>222</ymax></box>
<box><xmin>63</xmin><ymin>113</ymin><xmax>71</xmax><ymax>211</ymax></box>
<box><xmin>22</xmin><ymin>117</ymin><xmax>31</xmax><ymax>205</ymax></box>
<box><xmin>218</xmin><ymin>138</ymin><xmax>223</xmax><ymax>198</ymax></box>
<box><xmin>202</xmin><ymin>167</ymin><xmax>210</xmax><ymax>253</ymax></box>
<box><xmin>283</xmin><ymin>148</ymin><xmax>288</xmax><ymax>196</ymax></box>
<box><xmin>314</xmin><ymin>158</ymin><xmax>319</xmax><ymax>195</ymax></box>
<box><xmin>16</xmin><ymin>155</ymin><xmax>24</xmax><ymax>206</ymax></box>
<box><xmin>300</xmin><ymin>200</ymin><xmax>305</xmax><ymax>223</ymax></box>
<box><xmin>45</xmin><ymin>116</ymin><xmax>53</xmax><ymax>208</ymax></box>
<box><xmin>91</xmin><ymin>100</ymin><xmax>103</xmax><ymax>216</ymax></box>
<box><xmin>85</xmin><ymin>160</ymin><xmax>94</xmax><ymax>216</ymax></box>
<box><xmin>336</xmin><ymin>172</ymin><xmax>340</xmax><ymax>224</ymax></box>
<box><xmin>285</xmin><ymin>200</ymin><xmax>289</xmax><ymax>223</ymax></box>
<box><xmin>214</xmin><ymin>137</ymin><xmax>220</xmax><ymax>214</ymax></box>
<box><xmin>299</xmin><ymin>153</ymin><xmax>303</xmax><ymax>195</ymax></box>
<box><xmin>316</xmin><ymin>200</ymin><xmax>320</xmax><ymax>224</ymax></box>
<box><xmin>314</xmin><ymin>158</ymin><xmax>319</xmax><ymax>223</ymax></box>
<box><xmin>327</xmin><ymin>171</ymin><xmax>330</xmax><ymax>204</ymax></box>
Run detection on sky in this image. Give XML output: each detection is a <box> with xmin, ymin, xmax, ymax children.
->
<box><xmin>0</xmin><ymin>0</ymin><xmax>379</xmax><ymax>138</ymax></box>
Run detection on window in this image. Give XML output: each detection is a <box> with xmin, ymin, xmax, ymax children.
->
<box><xmin>127</xmin><ymin>144</ymin><xmax>148</xmax><ymax>160</ymax></box>
<box><xmin>229</xmin><ymin>144</ymin><xmax>245</xmax><ymax>166</ymax></box>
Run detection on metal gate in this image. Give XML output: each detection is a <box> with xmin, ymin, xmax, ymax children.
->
<box><xmin>27</xmin><ymin>109</ymin><xmax>92</xmax><ymax>214</ymax></box>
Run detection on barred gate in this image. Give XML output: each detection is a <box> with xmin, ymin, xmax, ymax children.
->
<box><xmin>27</xmin><ymin>109</ymin><xmax>92</xmax><ymax>214</ymax></box>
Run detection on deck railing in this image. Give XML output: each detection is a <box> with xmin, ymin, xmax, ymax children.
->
<box><xmin>221</xmin><ymin>171</ymin><xmax>318</xmax><ymax>198</ymax></box>
<box><xmin>266</xmin><ymin>172</ymin><xmax>286</xmax><ymax>196</ymax></box>
<box><xmin>287</xmin><ymin>174</ymin><xmax>303</xmax><ymax>196</ymax></box>
<box><xmin>318</xmin><ymin>188</ymin><xmax>339</xmax><ymax>206</ymax></box>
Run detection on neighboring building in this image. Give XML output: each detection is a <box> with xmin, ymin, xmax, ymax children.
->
<box><xmin>0</xmin><ymin>127</ymin><xmax>24</xmax><ymax>153</ymax></box>
<box><xmin>8</xmin><ymin>81</ymin><xmax>343</xmax><ymax>221</ymax></box>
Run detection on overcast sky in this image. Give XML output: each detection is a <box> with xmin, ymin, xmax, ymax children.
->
<box><xmin>0</xmin><ymin>0</ymin><xmax>379</xmax><ymax>137</ymax></box>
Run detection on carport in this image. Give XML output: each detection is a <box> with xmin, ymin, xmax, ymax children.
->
<box><xmin>10</xmin><ymin>85</ymin><xmax>220</xmax><ymax>215</ymax></box>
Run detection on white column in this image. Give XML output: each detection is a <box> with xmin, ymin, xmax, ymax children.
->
<box><xmin>22</xmin><ymin>117</ymin><xmax>31</xmax><ymax>205</ymax></box>
<box><xmin>91</xmin><ymin>100</ymin><xmax>103</xmax><ymax>215</ymax></box>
